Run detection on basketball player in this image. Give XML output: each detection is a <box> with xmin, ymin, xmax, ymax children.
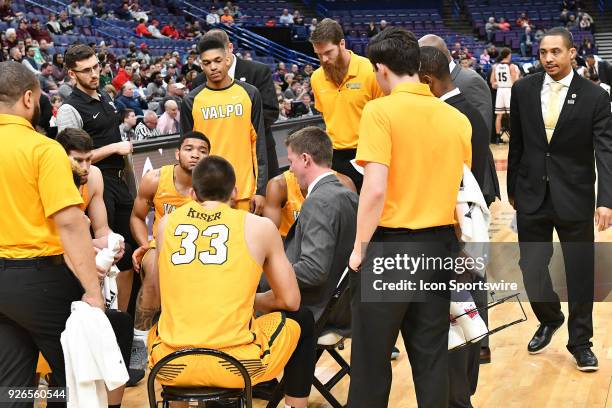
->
<box><xmin>150</xmin><ymin>156</ymin><xmax>315</xmax><ymax>408</ymax></box>
<box><xmin>181</xmin><ymin>37</ymin><xmax>267</xmax><ymax>215</ymax></box>
<box><xmin>490</xmin><ymin>47</ymin><xmax>520</xmax><ymax>143</ymax></box>
<box><xmin>56</xmin><ymin>127</ymin><xmax>133</xmax><ymax>407</ymax></box>
<box><xmin>128</xmin><ymin>131</ymin><xmax>210</xmax><ymax>378</ymax></box>
<box><xmin>264</xmin><ymin>169</ymin><xmax>356</xmax><ymax>237</ymax></box>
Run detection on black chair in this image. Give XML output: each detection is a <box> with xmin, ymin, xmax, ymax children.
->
<box><xmin>147</xmin><ymin>348</ymin><xmax>253</xmax><ymax>408</ymax></box>
<box><xmin>266</xmin><ymin>268</ymin><xmax>351</xmax><ymax>408</ymax></box>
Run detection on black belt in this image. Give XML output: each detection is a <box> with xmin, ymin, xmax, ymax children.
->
<box><xmin>377</xmin><ymin>225</ymin><xmax>455</xmax><ymax>234</ymax></box>
<box><xmin>101</xmin><ymin>168</ymin><xmax>126</xmax><ymax>178</ymax></box>
<box><xmin>0</xmin><ymin>255</ymin><xmax>65</xmax><ymax>268</ymax></box>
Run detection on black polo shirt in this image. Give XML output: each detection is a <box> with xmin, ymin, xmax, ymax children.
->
<box><xmin>62</xmin><ymin>86</ymin><xmax>124</xmax><ymax>170</ymax></box>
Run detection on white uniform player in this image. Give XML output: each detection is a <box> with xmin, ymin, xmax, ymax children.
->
<box><xmin>494</xmin><ymin>63</ymin><xmax>513</xmax><ymax>113</ymax></box>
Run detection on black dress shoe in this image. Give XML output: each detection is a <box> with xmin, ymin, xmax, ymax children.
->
<box><xmin>252</xmin><ymin>378</ymin><xmax>279</xmax><ymax>400</ymax></box>
<box><xmin>573</xmin><ymin>348</ymin><xmax>599</xmax><ymax>372</ymax></box>
<box><xmin>527</xmin><ymin>324</ymin><xmax>562</xmax><ymax>354</ymax></box>
<box><xmin>479</xmin><ymin>346</ymin><xmax>491</xmax><ymax>364</ymax></box>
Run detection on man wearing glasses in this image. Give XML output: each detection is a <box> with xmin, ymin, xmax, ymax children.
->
<box><xmin>56</xmin><ymin>44</ymin><xmax>142</xmax><ymax>383</ymax></box>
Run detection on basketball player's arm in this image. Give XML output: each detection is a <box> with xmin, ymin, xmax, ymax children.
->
<box><xmin>511</xmin><ymin>65</ymin><xmax>520</xmax><ymax>82</ymax></box>
<box><xmin>490</xmin><ymin>65</ymin><xmax>498</xmax><ymax>89</ymax></box>
<box><xmin>593</xmin><ymin>90</ymin><xmax>612</xmax><ymax>230</ymax></box>
<box><xmin>507</xmin><ymin>81</ymin><xmax>523</xmax><ymax>208</ymax></box>
<box><xmin>130</xmin><ymin>170</ymin><xmax>159</xmax><ymax>271</ymax></box>
<box><xmin>349</xmin><ymin>163</ymin><xmax>388</xmax><ymax>271</ymax></box>
<box><xmin>262</xmin><ymin>175</ymin><xmax>287</xmax><ymax>228</ymax></box>
<box><xmin>336</xmin><ymin>172</ymin><xmax>357</xmax><ymax>193</ymax></box>
<box><xmin>255</xmin><ymin>218</ymin><xmax>300</xmax><ymax>313</ymax></box>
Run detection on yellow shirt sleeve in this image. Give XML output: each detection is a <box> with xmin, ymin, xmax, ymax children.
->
<box><xmin>356</xmin><ymin>101</ymin><xmax>391</xmax><ymax>167</ymax></box>
<box><xmin>38</xmin><ymin>143</ymin><xmax>84</xmax><ymax>218</ymax></box>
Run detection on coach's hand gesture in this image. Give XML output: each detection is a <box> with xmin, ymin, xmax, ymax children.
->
<box><xmin>595</xmin><ymin>207</ymin><xmax>612</xmax><ymax>231</ymax></box>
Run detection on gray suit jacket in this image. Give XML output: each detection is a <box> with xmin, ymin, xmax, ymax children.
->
<box><xmin>280</xmin><ymin>174</ymin><xmax>357</xmax><ymax>322</ymax></box>
<box><xmin>451</xmin><ymin>63</ymin><xmax>493</xmax><ymax>136</ymax></box>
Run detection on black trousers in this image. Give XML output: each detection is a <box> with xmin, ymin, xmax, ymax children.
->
<box><xmin>332</xmin><ymin>149</ymin><xmax>363</xmax><ymax>192</ymax></box>
<box><xmin>516</xmin><ymin>189</ymin><xmax>594</xmax><ymax>353</ymax></box>
<box><xmin>347</xmin><ymin>227</ymin><xmax>455</xmax><ymax>408</ymax></box>
<box><xmin>106</xmin><ymin>309</ymin><xmax>134</xmax><ymax>370</ymax></box>
<box><xmin>282</xmin><ymin>307</ymin><xmax>316</xmax><ymax>398</ymax></box>
<box><xmin>0</xmin><ymin>262</ymin><xmax>83</xmax><ymax>408</ymax></box>
<box><xmin>101</xmin><ymin>171</ymin><xmax>136</xmax><ymax>272</ymax></box>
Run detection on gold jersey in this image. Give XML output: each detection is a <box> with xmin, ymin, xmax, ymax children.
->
<box><xmin>152</xmin><ymin>165</ymin><xmax>193</xmax><ymax>238</ymax></box>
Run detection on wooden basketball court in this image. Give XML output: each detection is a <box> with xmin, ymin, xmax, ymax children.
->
<box><xmin>120</xmin><ymin>145</ymin><xmax>612</xmax><ymax>408</ymax></box>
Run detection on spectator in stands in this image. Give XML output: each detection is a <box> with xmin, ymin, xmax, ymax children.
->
<box><xmin>181</xmin><ymin>51</ymin><xmax>202</xmax><ymax>75</ymax></box>
<box><xmin>94</xmin><ymin>0</ymin><xmax>106</xmax><ymax>18</ymax></box>
<box><xmin>161</xmin><ymin>21</ymin><xmax>179</xmax><ymax>39</ymax></box>
<box><xmin>516</xmin><ymin>12</ymin><xmax>530</xmax><ymax>28</ymax></box>
<box><xmin>293</xmin><ymin>10</ymin><xmax>304</xmax><ymax>26</ymax></box>
<box><xmin>487</xmin><ymin>43</ymin><xmax>499</xmax><ymax>60</ymax></box>
<box><xmin>279</xmin><ymin>8</ymin><xmax>294</xmax><ymax>26</ymax></box>
<box><xmin>135</xmin><ymin>18</ymin><xmax>152</xmax><ymax>37</ymax></box>
<box><xmin>367</xmin><ymin>21</ymin><xmax>379</xmax><ymax>38</ymax></box>
<box><xmin>58</xmin><ymin>11</ymin><xmax>74</xmax><ymax>33</ymax></box>
<box><xmin>134</xmin><ymin>109</ymin><xmax>159</xmax><ymax>139</ymax></box>
<box><xmin>579</xmin><ymin>15</ymin><xmax>592</xmax><ymax>31</ymax></box>
<box><xmin>480</xmin><ymin>48</ymin><xmax>490</xmax><ymax>65</ymax></box>
<box><xmin>146</xmin><ymin>71</ymin><xmax>166</xmax><ymax>103</ymax></box>
<box><xmin>566</xmin><ymin>14</ymin><xmax>578</xmax><ymax>29</ymax></box>
<box><xmin>485</xmin><ymin>17</ymin><xmax>497</xmax><ymax>43</ymax></box>
<box><xmin>67</xmin><ymin>0</ymin><xmax>83</xmax><ymax>17</ymax></box>
<box><xmin>284</xmin><ymin>80</ymin><xmax>300</xmax><ymax>100</ymax></box>
<box><xmin>50</xmin><ymin>94</ymin><xmax>62</xmax><ymax>121</ymax></box>
<box><xmin>579</xmin><ymin>38</ymin><xmax>596</xmax><ymax>57</ymax></box>
<box><xmin>560</xmin><ymin>7</ymin><xmax>570</xmax><ymax>23</ymax></box>
<box><xmin>157</xmin><ymin>99</ymin><xmax>180</xmax><ymax>134</ymax></box>
<box><xmin>220</xmin><ymin>7</ymin><xmax>234</xmax><ymax>26</ymax></box>
<box><xmin>0</xmin><ymin>0</ymin><xmax>22</xmax><ymax>24</ymax></box>
<box><xmin>115</xmin><ymin>2</ymin><xmax>131</xmax><ymax>20</ymax></box>
<box><xmin>498</xmin><ymin>17</ymin><xmax>510</xmax><ymax>31</ymax></box>
<box><xmin>80</xmin><ymin>0</ymin><xmax>94</xmax><ymax>17</ymax></box>
<box><xmin>300</xmin><ymin>93</ymin><xmax>316</xmax><ymax>116</ymax></box>
<box><xmin>206</xmin><ymin>6</ymin><xmax>220</xmax><ymax>27</ymax></box>
<box><xmin>282</xmin><ymin>72</ymin><xmax>294</xmax><ymax>91</ymax></box>
<box><xmin>147</xmin><ymin>19</ymin><xmax>164</xmax><ymax>38</ymax></box>
<box><xmin>160</xmin><ymin>82</ymin><xmax>185</xmax><ymax>113</ymax></box>
<box><xmin>129</xmin><ymin>0</ymin><xmax>149</xmax><ymax>23</ymax></box>
<box><xmin>460</xmin><ymin>56</ymin><xmax>473</xmax><ymax>69</ymax></box>
<box><xmin>119</xmin><ymin>108</ymin><xmax>137</xmax><ymax>140</ymax></box>
<box><xmin>23</xmin><ymin>45</ymin><xmax>39</xmax><ymax>71</ymax></box>
<box><xmin>51</xmin><ymin>53</ymin><xmax>67</xmax><ymax>83</ymax></box>
<box><xmin>116</xmin><ymin>81</ymin><xmax>147</xmax><ymax>115</ymax></box>
<box><xmin>104</xmin><ymin>83</ymin><xmax>117</xmax><ymax>100</ymax></box>
<box><xmin>112</xmin><ymin>64</ymin><xmax>133</xmax><ymax>90</ymax></box>
<box><xmin>3</xmin><ymin>28</ymin><xmax>17</xmax><ymax>50</ymax></box>
<box><xmin>136</xmin><ymin>44</ymin><xmax>151</xmax><ymax>64</ymax></box>
<box><xmin>272</xmin><ymin>61</ymin><xmax>286</xmax><ymax>83</ymax></box>
<box><xmin>45</xmin><ymin>13</ymin><xmax>61</xmax><ymax>35</ymax></box>
<box><xmin>379</xmin><ymin>19</ymin><xmax>388</xmax><ymax>31</ymax></box>
<box><xmin>28</xmin><ymin>19</ymin><xmax>52</xmax><ymax>44</ymax></box>
<box><xmin>164</xmin><ymin>63</ymin><xmax>177</xmax><ymax>82</ymax></box>
<box><xmin>16</xmin><ymin>19</ymin><xmax>31</xmax><ymax>41</ymax></box>
<box><xmin>99</xmin><ymin>61</ymin><xmax>113</xmax><ymax>87</ymax></box>
<box><xmin>39</xmin><ymin>62</ymin><xmax>58</xmax><ymax>93</ymax></box>
<box><xmin>302</xmin><ymin>63</ymin><xmax>314</xmax><ymax>77</ymax></box>
<box><xmin>278</xmin><ymin>98</ymin><xmax>292</xmax><ymax>120</ymax></box>
<box><xmin>309</xmin><ymin>17</ymin><xmax>318</xmax><ymax>33</ymax></box>
<box><xmin>520</xmin><ymin>26</ymin><xmax>534</xmax><ymax>57</ymax></box>
<box><xmin>58</xmin><ymin>76</ymin><xmax>75</xmax><ymax>99</ymax></box>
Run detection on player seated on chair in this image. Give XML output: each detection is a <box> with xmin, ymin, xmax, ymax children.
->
<box><xmin>490</xmin><ymin>47</ymin><xmax>520</xmax><ymax>144</ymax></box>
<box><xmin>150</xmin><ymin>156</ymin><xmax>315</xmax><ymax>408</ymax></box>
<box><xmin>129</xmin><ymin>131</ymin><xmax>210</xmax><ymax>380</ymax></box>
<box><xmin>56</xmin><ymin>127</ymin><xmax>133</xmax><ymax>407</ymax></box>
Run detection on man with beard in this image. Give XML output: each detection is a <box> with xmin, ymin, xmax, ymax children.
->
<box><xmin>56</xmin><ymin>43</ymin><xmax>140</xmax><ymax>380</ymax></box>
<box><xmin>182</xmin><ymin>37</ymin><xmax>267</xmax><ymax>215</ymax></box>
<box><xmin>128</xmin><ymin>131</ymin><xmax>210</xmax><ymax>381</ymax></box>
<box><xmin>0</xmin><ymin>61</ymin><xmax>104</xmax><ymax>406</ymax></box>
<box><xmin>309</xmin><ymin>18</ymin><xmax>383</xmax><ymax>192</ymax></box>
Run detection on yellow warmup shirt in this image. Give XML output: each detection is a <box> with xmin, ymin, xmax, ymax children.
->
<box><xmin>311</xmin><ymin>51</ymin><xmax>384</xmax><ymax>150</ymax></box>
<box><xmin>157</xmin><ymin>202</ymin><xmax>263</xmax><ymax>349</ymax></box>
<box><xmin>279</xmin><ymin>170</ymin><xmax>304</xmax><ymax>237</ymax></box>
<box><xmin>356</xmin><ymin>83</ymin><xmax>472</xmax><ymax>229</ymax></box>
<box><xmin>0</xmin><ymin>114</ymin><xmax>83</xmax><ymax>258</ymax></box>
<box><xmin>181</xmin><ymin>80</ymin><xmax>267</xmax><ymax>201</ymax></box>
<box><xmin>152</xmin><ymin>165</ymin><xmax>193</xmax><ymax>238</ymax></box>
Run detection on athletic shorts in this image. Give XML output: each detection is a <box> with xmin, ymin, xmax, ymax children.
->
<box><xmin>148</xmin><ymin>311</ymin><xmax>300</xmax><ymax>388</ymax></box>
<box><xmin>495</xmin><ymin>88</ymin><xmax>512</xmax><ymax>113</ymax></box>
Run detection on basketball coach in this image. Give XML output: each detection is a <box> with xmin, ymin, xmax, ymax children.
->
<box><xmin>508</xmin><ymin>27</ymin><xmax>612</xmax><ymax>371</ymax></box>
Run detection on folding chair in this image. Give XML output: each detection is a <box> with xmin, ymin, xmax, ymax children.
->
<box><xmin>147</xmin><ymin>348</ymin><xmax>253</xmax><ymax>408</ymax></box>
<box><xmin>266</xmin><ymin>267</ymin><xmax>351</xmax><ymax>408</ymax></box>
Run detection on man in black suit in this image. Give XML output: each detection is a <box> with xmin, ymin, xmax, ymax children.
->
<box><xmin>192</xmin><ymin>29</ymin><xmax>281</xmax><ymax>178</ymax></box>
<box><xmin>585</xmin><ymin>54</ymin><xmax>612</xmax><ymax>86</ymax></box>
<box><xmin>419</xmin><ymin>45</ymin><xmax>498</xmax><ymax>408</ymax></box>
<box><xmin>508</xmin><ymin>27</ymin><xmax>612</xmax><ymax>371</ymax></box>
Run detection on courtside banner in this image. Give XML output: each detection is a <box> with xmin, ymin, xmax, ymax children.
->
<box><xmin>358</xmin><ymin>242</ymin><xmax>612</xmax><ymax>303</ymax></box>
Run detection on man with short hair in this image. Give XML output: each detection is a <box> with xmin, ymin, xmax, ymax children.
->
<box><xmin>134</xmin><ymin>110</ymin><xmax>160</xmax><ymax>140</ymax></box>
<box><xmin>181</xmin><ymin>52</ymin><xmax>202</xmax><ymax>76</ymax></box>
<box><xmin>39</xmin><ymin>62</ymin><xmax>58</xmax><ymax>93</ymax></box>
<box><xmin>115</xmin><ymin>81</ymin><xmax>147</xmax><ymax>116</ymax></box>
<box><xmin>309</xmin><ymin>18</ymin><xmax>383</xmax><ymax>191</ymax></box>
<box><xmin>586</xmin><ymin>54</ymin><xmax>612</xmax><ymax>86</ymax></box>
<box><xmin>156</xmin><ymin>99</ymin><xmax>180</xmax><ymax>134</ymax></box>
<box><xmin>23</xmin><ymin>44</ymin><xmax>40</xmax><ymax>73</ymax></box>
<box><xmin>119</xmin><ymin>108</ymin><xmax>137</xmax><ymax>141</ymax></box>
<box><xmin>348</xmin><ymin>28</ymin><xmax>471</xmax><ymax>407</ymax></box>
<box><xmin>508</xmin><ymin>27</ymin><xmax>612</xmax><ymax>372</ymax></box>
<box><xmin>150</xmin><ymin>155</ymin><xmax>314</xmax><ymax>408</ymax></box>
<box><xmin>191</xmin><ymin>29</ymin><xmax>280</xmax><ymax>179</ymax></box>
<box><xmin>490</xmin><ymin>47</ymin><xmax>520</xmax><ymax>142</ymax></box>
<box><xmin>182</xmin><ymin>37</ymin><xmax>268</xmax><ymax>214</ymax></box>
<box><xmin>129</xmin><ymin>131</ymin><xmax>210</xmax><ymax>381</ymax></box>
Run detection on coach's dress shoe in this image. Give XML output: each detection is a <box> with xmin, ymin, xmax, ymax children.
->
<box><xmin>573</xmin><ymin>348</ymin><xmax>599</xmax><ymax>372</ymax></box>
<box><xmin>527</xmin><ymin>324</ymin><xmax>562</xmax><ymax>354</ymax></box>
<box><xmin>252</xmin><ymin>378</ymin><xmax>279</xmax><ymax>400</ymax></box>
<box><xmin>480</xmin><ymin>346</ymin><xmax>491</xmax><ymax>364</ymax></box>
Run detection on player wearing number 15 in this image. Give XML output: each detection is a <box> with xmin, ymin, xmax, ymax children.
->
<box><xmin>490</xmin><ymin>48</ymin><xmax>520</xmax><ymax>141</ymax></box>
<box><xmin>149</xmin><ymin>156</ymin><xmax>314</xmax><ymax>408</ymax></box>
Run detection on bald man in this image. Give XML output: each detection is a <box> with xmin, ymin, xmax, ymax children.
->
<box><xmin>419</xmin><ymin>34</ymin><xmax>493</xmax><ymax>137</ymax></box>
<box><xmin>419</xmin><ymin>34</ymin><xmax>496</xmax><ymax>364</ymax></box>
